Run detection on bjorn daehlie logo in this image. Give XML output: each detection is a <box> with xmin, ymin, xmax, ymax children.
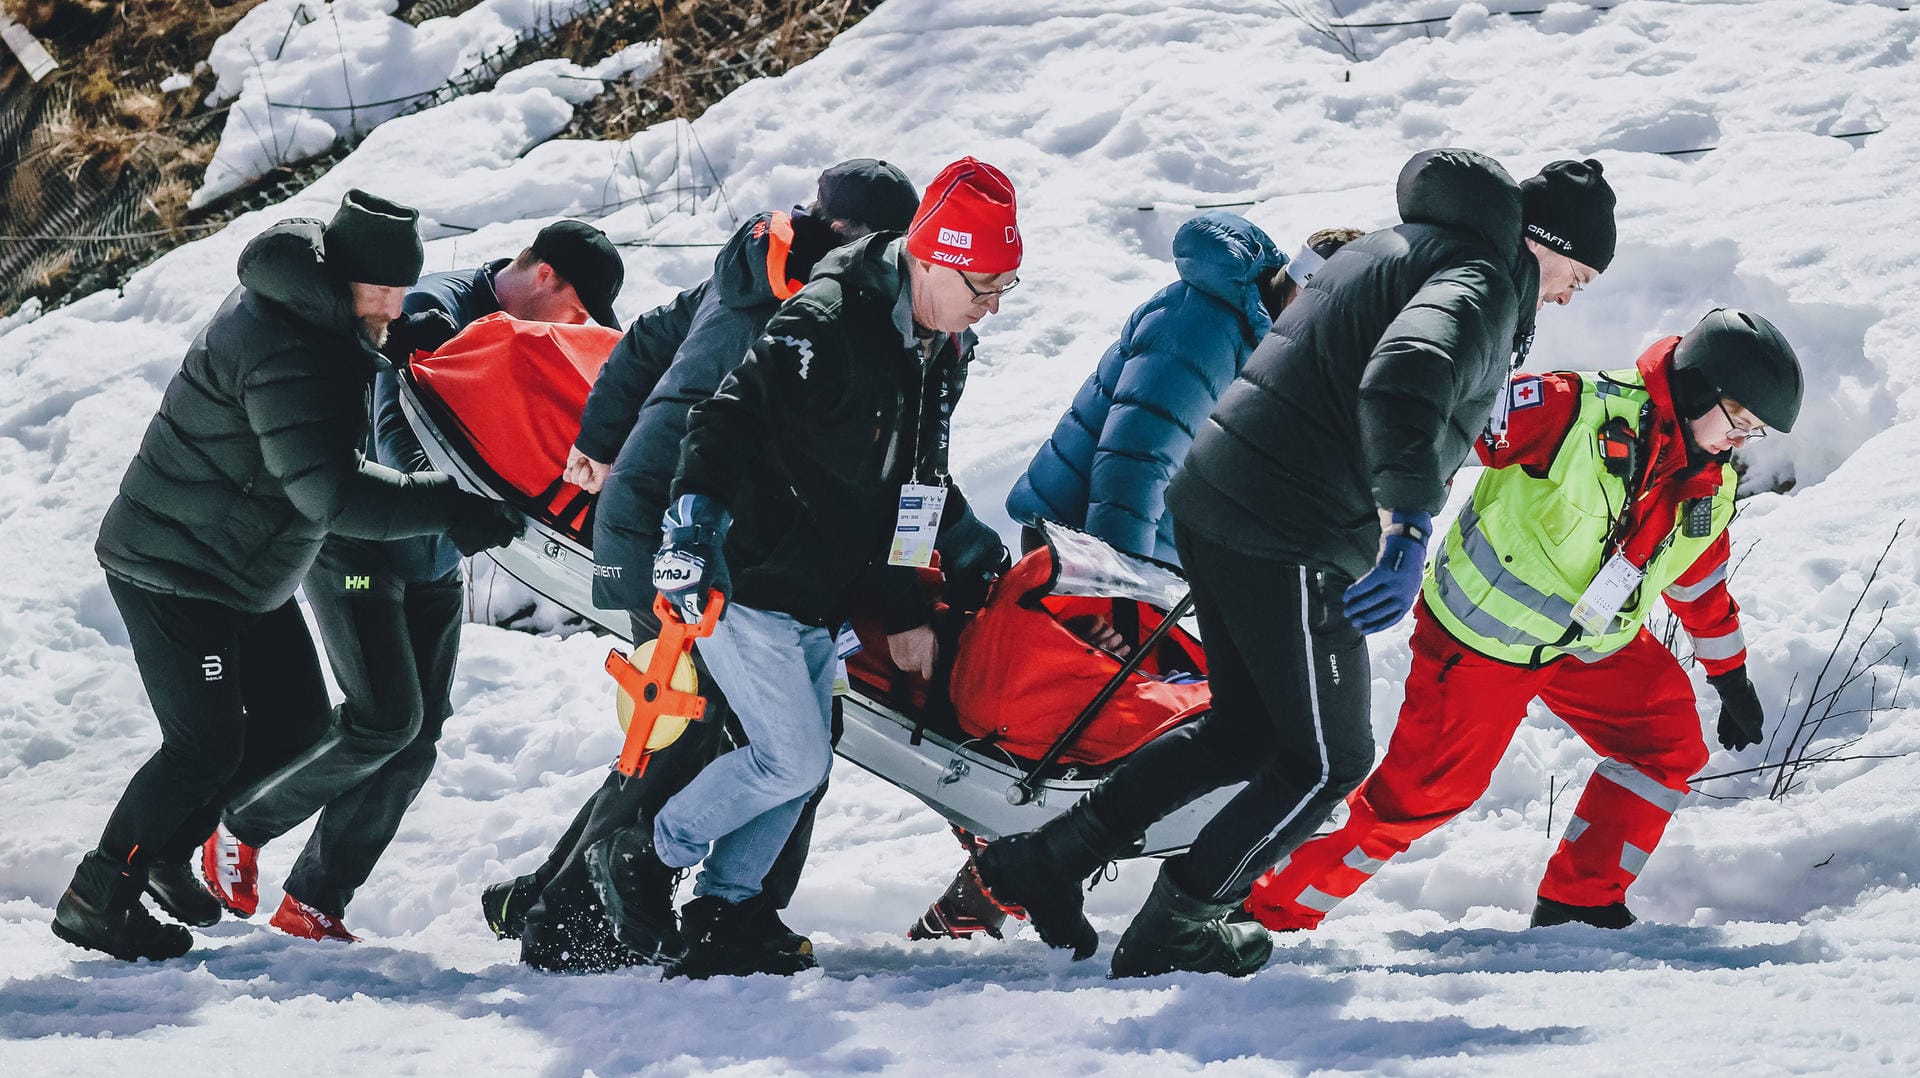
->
<box><xmin>937</xmin><ymin>227</ymin><xmax>973</xmax><ymax>249</ymax></box>
<box><xmin>202</xmin><ymin>655</ymin><xmax>225</xmax><ymax>681</ymax></box>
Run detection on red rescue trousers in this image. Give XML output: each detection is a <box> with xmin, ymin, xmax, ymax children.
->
<box><xmin>1246</xmin><ymin>598</ymin><xmax>1711</xmax><ymax>929</ymax></box>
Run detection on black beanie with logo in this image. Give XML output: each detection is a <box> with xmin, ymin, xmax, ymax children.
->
<box><xmin>1520</xmin><ymin>158</ymin><xmax>1617</xmax><ymax>272</ymax></box>
<box><xmin>324</xmin><ymin>189</ymin><xmax>425</xmax><ymax>287</ymax></box>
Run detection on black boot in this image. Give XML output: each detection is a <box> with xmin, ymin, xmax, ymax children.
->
<box><xmin>519</xmin><ymin>889</ymin><xmax>647</xmax><ymax>973</ymax></box>
<box><xmin>668</xmin><ymin>896</ymin><xmax>819</xmax><ymax>980</ymax></box>
<box><xmin>52</xmin><ymin>852</ymin><xmax>193</xmax><ymax>962</ymax></box>
<box><xmin>908</xmin><ymin>856</ymin><xmax>1008</xmax><ymax>941</ymax></box>
<box><xmin>482</xmin><ymin>874</ymin><xmax>543</xmax><ymax>940</ymax></box>
<box><xmin>145</xmin><ymin>858</ymin><xmax>223</xmax><ymax>927</ymax></box>
<box><xmin>583</xmin><ymin>825</ymin><xmax>685</xmax><ymax>964</ymax></box>
<box><xmin>734</xmin><ymin>894</ymin><xmax>814</xmax><ymax>959</ymax></box>
<box><xmin>1109</xmin><ymin>866</ymin><xmax>1273</xmax><ymax>979</ymax></box>
<box><xmin>974</xmin><ymin>803</ymin><xmax>1126</xmax><ymax>960</ymax></box>
<box><xmin>1531</xmin><ymin>896</ymin><xmax>1637</xmax><ymax>929</ymax></box>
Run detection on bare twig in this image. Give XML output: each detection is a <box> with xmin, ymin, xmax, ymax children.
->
<box><xmin>1273</xmin><ymin>1</ymin><xmax>1361</xmax><ymax>62</ymax></box>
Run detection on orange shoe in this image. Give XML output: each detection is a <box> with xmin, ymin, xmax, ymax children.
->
<box><xmin>200</xmin><ymin>824</ymin><xmax>260</xmax><ymax>917</ymax></box>
<box><xmin>269</xmin><ymin>894</ymin><xmax>358</xmax><ymax>942</ymax></box>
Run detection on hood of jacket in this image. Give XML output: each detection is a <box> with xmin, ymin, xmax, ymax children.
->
<box><xmin>237</xmin><ymin>219</ymin><xmax>390</xmax><ymax>368</ymax></box>
<box><xmin>1396</xmin><ymin>146</ymin><xmax>1540</xmax><ymax>353</ymax></box>
<box><xmin>1171</xmin><ymin>210</ymin><xmax>1286</xmax><ymax>343</ymax></box>
<box><xmin>709</xmin><ymin>208</ymin><xmax>852</xmax><ymax>311</ymax></box>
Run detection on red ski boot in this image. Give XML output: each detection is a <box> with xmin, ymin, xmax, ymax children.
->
<box><xmin>200</xmin><ymin>824</ymin><xmax>260</xmax><ymax>917</ymax></box>
<box><xmin>269</xmin><ymin>894</ymin><xmax>359</xmax><ymax>942</ymax></box>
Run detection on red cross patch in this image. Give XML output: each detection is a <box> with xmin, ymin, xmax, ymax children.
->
<box><xmin>1509</xmin><ymin>375</ymin><xmax>1544</xmax><ymax>410</ymax></box>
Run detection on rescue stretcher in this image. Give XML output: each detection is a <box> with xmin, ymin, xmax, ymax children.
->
<box><xmin>392</xmin><ymin>316</ymin><xmax>1240</xmax><ymax>852</ymax></box>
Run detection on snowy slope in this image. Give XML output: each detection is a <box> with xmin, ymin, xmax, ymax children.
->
<box><xmin>5</xmin><ymin>0</ymin><xmax>1920</xmax><ymax>1073</ymax></box>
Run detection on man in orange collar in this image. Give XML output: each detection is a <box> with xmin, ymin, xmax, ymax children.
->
<box><xmin>1247</xmin><ymin>309</ymin><xmax>1803</xmax><ymax>931</ymax></box>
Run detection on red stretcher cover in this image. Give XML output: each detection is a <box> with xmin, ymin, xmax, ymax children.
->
<box><xmin>408</xmin><ymin>312</ymin><xmax>623</xmax><ymax>537</ymax></box>
<box><xmin>949</xmin><ymin>537</ymin><xmax>1210</xmax><ymax>766</ymax></box>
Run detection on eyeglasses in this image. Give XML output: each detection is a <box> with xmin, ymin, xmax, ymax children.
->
<box><xmin>955</xmin><ymin>267</ymin><xmax>1020</xmax><ymax>303</ymax></box>
<box><xmin>1718</xmin><ymin>401</ymin><xmax>1767</xmax><ymax>441</ymax></box>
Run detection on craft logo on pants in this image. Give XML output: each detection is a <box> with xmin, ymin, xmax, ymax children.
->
<box><xmin>344</xmin><ymin>575</ymin><xmax>372</xmax><ymax>590</ymax></box>
<box><xmin>202</xmin><ymin>655</ymin><xmax>224</xmax><ymax>681</ymax></box>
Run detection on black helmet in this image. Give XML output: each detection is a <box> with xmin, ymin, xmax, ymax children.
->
<box><xmin>1672</xmin><ymin>308</ymin><xmax>1804</xmax><ymax>433</ymax></box>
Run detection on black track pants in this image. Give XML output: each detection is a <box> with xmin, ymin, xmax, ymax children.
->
<box><xmin>243</xmin><ymin>556</ymin><xmax>465</xmax><ymax>916</ymax></box>
<box><xmin>1082</xmin><ymin>525</ymin><xmax>1376</xmax><ymax>903</ymax></box>
<box><xmin>96</xmin><ymin>576</ymin><xmax>333</xmax><ymax>873</ymax></box>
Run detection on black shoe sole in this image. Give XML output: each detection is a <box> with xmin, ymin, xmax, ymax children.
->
<box><xmin>974</xmin><ymin>846</ymin><xmax>1098</xmax><ymax>959</ymax></box>
<box><xmin>145</xmin><ymin>885</ymin><xmax>223</xmax><ymax>928</ymax></box>
<box><xmin>52</xmin><ymin>917</ymin><xmax>191</xmax><ymax>962</ymax></box>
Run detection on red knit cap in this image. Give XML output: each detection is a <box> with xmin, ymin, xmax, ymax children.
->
<box><xmin>904</xmin><ymin>157</ymin><xmax>1022</xmax><ymax>275</ymax></box>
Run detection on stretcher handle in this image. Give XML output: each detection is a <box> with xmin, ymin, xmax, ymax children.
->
<box><xmin>1007</xmin><ymin>591</ymin><xmax>1196</xmax><ymax>806</ymax></box>
<box><xmin>605</xmin><ymin>591</ymin><xmax>725</xmax><ymax>777</ymax></box>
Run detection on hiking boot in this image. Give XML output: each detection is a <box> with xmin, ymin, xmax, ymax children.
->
<box><xmin>974</xmin><ymin>803</ymin><xmax>1126</xmax><ymax>960</ymax></box>
<box><xmin>1109</xmin><ymin>866</ymin><xmax>1273</xmax><ymax>979</ymax></box>
<box><xmin>908</xmin><ymin>856</ymin><xmax>1007</xmax><ymax>941</ymax></box>
<box><xmin>735</xmin><ymin>895</ymin><xmax>813</xmax><ymax>958</ymax></box>
<box><xmin>520</xmin><ymin>901</ymin><xmax>648</xmax><ymax>974</ymax></box>
<box><xmin>201</xmin><ymin>823</ymin><xmax>260</xmax><ymax>917</ymax></box>
<box><xmin>668</xmin><ymin>896</ymin><xmax>819</xmax><ymax>980</ymax></box>
<box><xmin>51</xmin><ymin>852</ymin><xmax>192</xmax><ymax>962</ymax></box>
<box><xmin>269</xmin><ymin>894</ymin><xmax>359</xmax><ymax>942</ymax></box>
<box><xmin>482</xmin><ymin>874</ymin><xmax>542</xmax><ymax>940</ymax></box>
<box><xmin>1530</xmin><ymin>896</ymin><xmax>1637</xmax><ymax>930</ymax></box>
<box><xmin>583</xmin><ymin>825</ymin><xmax>685</xmax><ymax>964</ymax></box>
<box><xmin>145</xmin><ymin>858</ymin><xmax>223</xmax><ymax>927</ymax></box>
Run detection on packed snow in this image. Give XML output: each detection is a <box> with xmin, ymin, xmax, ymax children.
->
<box><xmin>5</xmin><ymin>0</ymin><xmax>1920</xmax><ymax>1073</ymax></box>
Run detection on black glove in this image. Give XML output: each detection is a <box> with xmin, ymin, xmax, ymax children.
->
<box><xmin>936</xmin><ymin>509</ymin><xmax>1012</xmax><ymax>614</ymax></box>
<box><xmin>448</xmin><ymin>496</ymin><xmax>525</xmax><ymax>556</ymax></box>
<box><xmin>1708</xmin><ymin>667</ymin><xmax>1765</xmax><ymax>750</ymax></box>
<box><xmin>653</xmin><ymin>494</ymin><xmax>731</xmax><ymax>623</ymax></box>
<box><xmin>383</xmin><ymin>309</ymin><xmax>459</xmax><ymax>365</ymax></box>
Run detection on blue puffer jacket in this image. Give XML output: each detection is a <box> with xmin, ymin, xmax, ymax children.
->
<box><xmin>1005</xmin><ymin>211</ymin><xmax>1284</xmax><ymax>565</ymax></box>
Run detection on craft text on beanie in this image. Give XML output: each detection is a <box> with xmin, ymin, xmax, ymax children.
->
<box><xmin>818</xmin><ymin>159</ymin><xmax>921</xmax><ymax>233</ymax></box>
<box><xmin>1520</xmin><ymin>157</ymin><xmax>1617</xmax><ymax>272</ymax></box>
<box><xmin>324</xmin><ymin>189</ymin><xmax>425</xmax><ymax>287</ymax></box>
<box><xmin>905</xmin><ymin>157</ymin><xmax>1022</xmax><ymax>275</ymax></box>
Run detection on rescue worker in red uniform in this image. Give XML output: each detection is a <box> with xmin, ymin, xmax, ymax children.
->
<box><xmin>1246</xmin><ymin>308</ymin><xmax>1804</xmax><ymax>931</ymax></box>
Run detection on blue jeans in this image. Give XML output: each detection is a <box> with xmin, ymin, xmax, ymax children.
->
<box><xmin>653</xmin><ymin>603</ymin><xmax>836</xmax><ymax>903</ymax></box>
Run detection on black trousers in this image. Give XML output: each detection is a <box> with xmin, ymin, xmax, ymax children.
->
<box><xmin>96</xmin><ymin>575</ymin><xmax>333</xmax><ymax>875</ymax></box>
<box><xmin>225</xmin><ymin>552</ymin><xmax>464</xmax><ymax>916</ymax></box>
<box><xmin>1082</xmin><ymin>525</ymin><xmax>1376</xmax><ymax>903</ymax></box>
<box><xmin>519</xmin><ymin>606</ymin><xmax>826</xmax><ymax>942</ymax></box>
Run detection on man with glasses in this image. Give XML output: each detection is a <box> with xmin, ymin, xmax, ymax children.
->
<box><xmin>583</xmin><ymin>158</ymin><xmax>1023</xmax><ymax>977</ymax></box>
<box><xmin>1245</xmin><ymin>308</ymin><xmax>1803</xmax><ymax>933</ymax></box>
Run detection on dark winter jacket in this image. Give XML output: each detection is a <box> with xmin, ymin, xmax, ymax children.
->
<box><xmin>587</xmin><ymin>211</ymin><xmax>815</xmax><ymax>611</ymax></box>
<box><xmin>671</xmin><ymin>232</ymin><xmax>977</xmax><ymax>630</ymax></box>
<box><xmin>1005</xmin><ymin>211</ymin><xmax>1284</xmax><ymax>565</ymax></box>
<box><xmin>325</xmin><ymin>262</ymin><xmax>507</xmax><ymax>582</ymax></box>
<box><xmin>1165</xmin><ymin>148</ymin><xmax>1540</xmax><ymax>581</ymax></box>
<box><xmin>96</xmin><ymin>219</ymin><xmax>467</xmax><ymax>612</ymax></box>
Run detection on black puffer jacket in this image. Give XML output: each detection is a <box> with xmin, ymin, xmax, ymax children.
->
<box><xmin>96</xmin><ymin>219</ymin><xmax>466</xmax><ymax>611</ymax></box>
<box><xmin>1165</xmin><ymin>148</ymin><xmax>1540</xmax><ymax>580</ymax></box>
<box><xmin>672</xmin><ymin>233</ymin><xmax>976</xmax><ymax>629</ymax></box>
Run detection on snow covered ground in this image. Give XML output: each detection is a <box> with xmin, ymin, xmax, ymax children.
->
<box><xmin>5</xmin><ymin>0</ymin><xmax>1920</xmax><ymax>1073</ymax></box>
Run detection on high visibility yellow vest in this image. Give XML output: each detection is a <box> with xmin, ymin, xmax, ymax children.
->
<box><xmin>1424</xmin><ymin>368</ymin><xmax>1735</xmax><ymax>666</ymax></box>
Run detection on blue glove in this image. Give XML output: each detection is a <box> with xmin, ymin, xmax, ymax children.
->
<box><xmin>1342</xmin><ymin>510</ymin><xmax>1432</xmax><ymax>635</ymax></box>
<box><xmin>653</xmin><ymin>494</ymin><xmax>731</xmax><ymax>623</ymax></box>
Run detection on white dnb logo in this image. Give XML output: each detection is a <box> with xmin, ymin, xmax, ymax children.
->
<box><xmin>202</xmin><ymin>655</ymin><xmax>225</xmax><ymax>681</ymax></box>
<box><xmin>931</xmin><ymin>250</ymin><xmax>975</xmax><ymax>267</ymax></box>
<box><xmin>937</xmin><ymin>227</ymin><xmax>974</xmax><ymax>249</ymax></box>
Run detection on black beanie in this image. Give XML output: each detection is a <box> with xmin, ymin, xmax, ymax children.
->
<box><xmin>324</xmin><ymin>189</ymin><xmax>424</xmax><ymax>287</ymax></box>
<box><xmin>1520</xmin><ymin>158</ymin><xmax>1616</xmax><ymax>272</ymax></box>
<box><xmin>817</xmin><ymin>159</ymin><xmax>920</xmax><ymax>233</ymax></box>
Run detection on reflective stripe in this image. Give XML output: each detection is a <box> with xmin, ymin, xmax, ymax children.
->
<box><xmin>1594</xmin><ymin>758</ymin><xmax>1686</xmax><ymax>813</ymax></box>
<box><xmin>1691</xmin><ymin>626</ymin><xmax>1747</xmax><ymax>662</ymax></box>
<box><xmin>1297</xmin><ymin>885</ymin><xmax>1343</xmax><ymax>913</ymax></box>
<box><xmin>1620</xmin><ymin>841</ymin><xmax>1651</xmax><ymax>877</ymax></box>
<box><xmin>1434</xmin><ymin>551</ymin><xmax>1556</xmax><ymax>648</ymax></box>
<box><xmin>1343</xmin><ymin>847</ymin><xmax>1386</xmax><ymax>875</ymax></box>
<box><xmin>1456</xmin><ymin>504</ymin><xmax>1579</xmax><ymax>626</ymax></box>
<box><xmin>1564</xmin><ymin>816</ymin><xmax>1589</xmax><ymax>843</ymax></box>
<box><xmin>1663</xmin><ymin>563</ymin><xmax>1727</xmax><ymax>602</ymax></box>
